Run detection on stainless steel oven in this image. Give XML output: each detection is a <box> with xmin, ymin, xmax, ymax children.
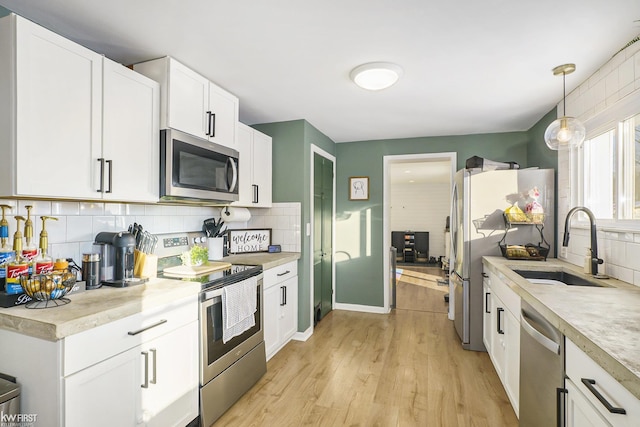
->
<box><xmin>160</xmin><ymin>128</ymin><xmax>239</xmax><ymax>203</ymax></box>
<box><xmin>154</xmin><ymin>231</ymin><xmax>266</xmax><ymax>427</ymax></box>
<box><xmin>199</xmin><ymin>273</ymin><xmax>266</xmax><ymax>426</ymax></box>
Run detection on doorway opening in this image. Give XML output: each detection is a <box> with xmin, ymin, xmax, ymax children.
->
<box><xmin>383</xmin><ymin>153</ymin><xmax>456</xmax><ymax>313</ymax></box>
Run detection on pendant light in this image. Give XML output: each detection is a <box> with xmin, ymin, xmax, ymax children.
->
<box><xmin>544</xmin><ymin>63</ymin><xmax>585</xmax><ymax>150</ymax></box>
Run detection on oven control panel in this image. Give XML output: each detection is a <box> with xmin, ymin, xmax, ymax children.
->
<box><xmin>163</xmin><ymin>236</ymin><xmax>189</xmax><ymax>248</ymax></box>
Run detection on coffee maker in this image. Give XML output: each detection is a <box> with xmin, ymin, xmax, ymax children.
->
<box><xmin>94</xmin><ymin>231</ymin><xmax>144</xmax><ymax>287</ymax></box>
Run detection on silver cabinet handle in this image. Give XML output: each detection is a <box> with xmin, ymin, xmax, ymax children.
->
<box><xmin>141</xmin><ymin>351</ymin><xmax>149</xmax><ymax>388</ymax></box>
<box><xmin>128</xmin><ymin>319</ymin><xmax>167</xmax><ymax>336</ymax></box>
<box><xmin>277</xmin><ymin>270</ymin><xmax>291</xmax><ymax>277</ymax></box>
<box><xmin>150</xmin><ymin>348</ymin><xmax>157</xmax><ymax>385</ymax></box>
<box><xmin>521</xmin><ymin>311</ymin><xmax>560</xmax><ymax>354</ymax></box>
<box><xmin>226</xmin><ymin>157</ymin><xmax>238</xmax><ymax>192</ymax></box>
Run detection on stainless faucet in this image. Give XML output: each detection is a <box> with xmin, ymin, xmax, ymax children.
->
<box><xmin>562</xmin><ymin>206</ymin><xmax>606</xmax><ymax>278</ymax></box>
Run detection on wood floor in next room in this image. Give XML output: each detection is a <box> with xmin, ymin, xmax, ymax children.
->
<box><xmin>215</xmin><ymin>266</ymin><xmax>518</xmax><ymax>427</ymax></box>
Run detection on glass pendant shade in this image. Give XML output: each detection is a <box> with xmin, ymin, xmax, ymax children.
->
<box><xmin>544</xmin><ymin>116</ymin><xmax>586</xmax><ymax>150</ymax></box>
<box><xmin>544</xmin><ymin>63</ymin><xmax>585</xmax><ymax>150</ymax></box>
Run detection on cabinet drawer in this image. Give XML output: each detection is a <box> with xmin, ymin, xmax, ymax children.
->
<box><xmin>566</xmin><ymin>339</ymin><xmax>640</xmax><ymax>426</ymax></box>
<box><xmin>63</xmin><ymin>294</ymin><xmax>198</xmax><ymax>376</ymax></box>
<box><xmin>264</xmin><ymin>261</ymin><xmax>298</xmax><ymax>289</ymax></box>
<box><xmin>487</xmin><ymin>271</ymin><xmax>520</xmax><ymax>317</ymax></box>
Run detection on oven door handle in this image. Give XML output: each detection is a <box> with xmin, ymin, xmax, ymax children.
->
<box><xmin>202</xmin><ymin>287</ymin><xmax>224</xmax><ymax>303</ymax></box>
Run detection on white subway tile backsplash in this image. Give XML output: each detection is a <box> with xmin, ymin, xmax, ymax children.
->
<box><xmin>247</xmin><ymin>202</ymin><xmax>301</xmax><ymax>252</ymax></box>
<box><xmin>626</xmin><ymin>243</ymin><xmax>640</xmax><ymax>267</ymax></box>
<box><xmin>169</xmin><ymin>215</ymin><xmax>185</xmax><ymax>233</ymax></box>
<box><xmin>1</xmin><ymin>197</ymin><xmax>231</xmax><ymax>263</ymax></box>
<box><xmin>67</xmin><ymin>216</ymin><xmax>93</xmax><ymax>242</ymax></box>
<box><xmin>80</xmin><ymin>202</ymin><xmax>104</xmax><ymax>216</ymax></box>
<box><xmin>51</xmin><ymin>201</ymin><xmax>80</xmax><ymax>216</ymax></box>
<box><xmin>144</xmin><ymin>204</ymin><xmax>162</xmax><ymax>216</ymax></box>
<box><xmin>559</xmin><ymin>42</ymin><xmax>640</xmax><ymax>284</ymax></box>
<box><xmin>18</xmin><ymin>200</ymin><xmax>51</xmax><ymax>215</ymax></box>
<box><xmin>45</xmin><ymin>216</ymin><xmax>67</xmax><ymax>244</ymax></box>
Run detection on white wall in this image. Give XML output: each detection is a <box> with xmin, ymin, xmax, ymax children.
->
<box><xmin>558</xmin><ymin>37</ymin><xmax>640</xmax><ymax>286</ymax></box>
<box><xmin>390</xmin><ymin>182</ymin><xmax>449</xmax><ymax>259</ymax></box>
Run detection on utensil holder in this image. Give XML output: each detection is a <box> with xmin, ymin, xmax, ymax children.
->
<box><xmin>207</xmin><ymin>237</ymin><xmax>224</xmax><ymax>260</ymax></box>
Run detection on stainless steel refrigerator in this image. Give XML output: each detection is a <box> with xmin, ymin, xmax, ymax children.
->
<box><xmin>450</xmin><ymin>168</ymin><xmax>555</xmax><ymax>351</ymax></box>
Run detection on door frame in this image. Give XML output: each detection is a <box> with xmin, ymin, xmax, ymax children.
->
<box><xmin>310</xmin><ymin>145</ymin><xmax>336</xmax><ymax>329</ymax></box>
<box><xmin>382</xmin><ymin>152</ymin><xmax>457</xmax><ymax>312</ymax></box>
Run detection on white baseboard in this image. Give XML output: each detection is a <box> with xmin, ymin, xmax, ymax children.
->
<box><xmin>292</xmin><ymin>326</ymin><xmax>313</xmax><ymax>342</ymax></box>
<box><xmin>334</xmin><ymin>302</ymin><xmax>390</xmax><ymax>314</ymax></box>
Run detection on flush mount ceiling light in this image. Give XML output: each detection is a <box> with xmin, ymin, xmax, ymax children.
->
<box><xmin>350</xmin><ymin>62</ymin><xmax>403</xmax><ymax>91</ymax></box>
<box><xmin>544</xmin><ymin>63</ymin><xmax>586</xmax><ymax>150</ymax></box>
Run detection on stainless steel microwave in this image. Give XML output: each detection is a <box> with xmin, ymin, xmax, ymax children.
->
<box><xmin>160</xmin><ymin>128</ymin><xmax>239</xmax><ymax>203</ymax></box>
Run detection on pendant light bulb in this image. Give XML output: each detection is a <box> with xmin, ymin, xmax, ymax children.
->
<box><xmin>544</xmin><ymin>64</ymin><xmax>585</xmax><ymax>150</ymax></box>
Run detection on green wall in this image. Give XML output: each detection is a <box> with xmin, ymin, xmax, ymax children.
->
<box><xmin>527</xmin><ymin>108</ymin><xmax>559</xmax><ymax>169</ymax></box>
<box><xmin>256</xmin><ymin>117</ymin><xmax>560</xmax><ymax>315</ymax></box>
<box><xmin>0</xmin><ymin>6</ymin><xmax>10</xmax><ymax>17</ymax></box>
<box><xmin>252</xmin><ymin>120</ymin><xmax>336</xmax><ymax>332</ymax></box>
<box><xmin>334</xmin><ymin>132</ymin><xmax>532</xmax><ymax>307</ymax></box>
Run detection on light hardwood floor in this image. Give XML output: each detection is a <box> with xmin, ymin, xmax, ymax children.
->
<box><xmin>396</xmin><ymin>265</ymin><xmax>449</xmax><ymax>314</ymax></box>
<box><xmin>214</xmin><ymin>275</ymin><xmax>518</xmax><ymax>427</ymax></box>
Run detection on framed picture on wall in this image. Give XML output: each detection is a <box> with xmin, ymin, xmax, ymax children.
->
<box><xmin>349</xmin><ymin>176</ymin><xmax>369</xmax><ymax>200</ymax></box>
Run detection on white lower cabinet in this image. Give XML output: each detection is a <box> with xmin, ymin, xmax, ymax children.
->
<box><xmin>0</xmin><ymin>294</ymin><xmax>199</xmax><ymax>427</ymax></box>
<box><xmin>263</xmin><ymin>261</ymin><xmax>298</xmax><ymax>360</ymax></box>
<box><xmin>63</xmin><ymin>297</ymin><xmax>199</xmax><ymax>427</ymax></box>
<box><xmin>566</xmin><ymin>378</ymin><xmax>612</xmax><ymax>427</ymax></box>
<box><xmin>565</xmin><ymin>339</ymin><xmax>640</xmax><ymax>427</ymax></box>
<box><xmin>483</xmin><ymin>268</ymin><xmax>520</xmax><ymax>417</ymax></box>
<box><xmin>65</xmin><ymin>345</ymin><xmax>141</xmax><ymax>426</ymax></box>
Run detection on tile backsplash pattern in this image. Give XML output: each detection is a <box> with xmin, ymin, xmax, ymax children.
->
<box><xmin>0</xmin><ymin>199</ymin><xmax>301</xmax><ymax>266</ymax></box>
<box><xmin>557</xmin><ymin>36</ymin><xmax>640</xmax><ymax>287</ymax></box>
<box><xmin>246</xmin><ymin>203</ymin><xmax>301</xmax><ymax>253</ymax></box>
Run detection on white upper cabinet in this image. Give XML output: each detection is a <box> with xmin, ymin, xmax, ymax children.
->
<box><xmin>0</xmin><ymin>13</ymin><xmax>102</xmax><ymax>199</ymax></box>
<box><xmin>134</xmin><ymin>56</ymin><xmax>239</xmax><ymax>149</ymax></box>
<box><xmin>232</xmin><ymin>123</ymin><xmax>272</xmax><ymax>207</ymax></box>
<box><xmin>102</xmin><ymin>58</ymin><xmax>159</xmax><ymax>202</ymax></box>
<box><xmin>0</xmin><ymin>14</ymin><xmax>159</xmax><ymax>203</ymax></box>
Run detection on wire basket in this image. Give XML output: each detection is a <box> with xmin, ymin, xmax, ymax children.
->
<box><xmin>499</xmin><ymin>244</ymin><xmax>550</xmax><ymax>261</ymax></box>
<box><xmin>19</xmin><ymin>271</ymin><xmax>76</xmax><ymax>308</ymax></box>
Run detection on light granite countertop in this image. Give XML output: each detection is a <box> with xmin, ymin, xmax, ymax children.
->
<box><xmin>483</xmin><ymin>256</ymin><xmax>640</xmax><ymax>400</ymax></box>
<box><xmin>224</xmin><ymin>251</ymin><xmax>300</xmax><ymax>270</ymax></box>
<box><xmin>0</xmin><ymin>252</ymin><xmax>300</xmax><ymax>342</ymax></box>
<box><xmin>0</xmin><ymin>278</ymin><xmax>201</xmax><ymax>342</ymax></box>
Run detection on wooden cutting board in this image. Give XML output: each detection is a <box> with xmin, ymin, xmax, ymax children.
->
<box><xmin>163</xmin><ymin>261</ymin><xmax>232</xmax><ymax>277</ymax></box>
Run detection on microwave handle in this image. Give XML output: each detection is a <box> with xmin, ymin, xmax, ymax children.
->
<box><xmin>226</xmin><ymin>158</ymin><xmax>238</xmax><ymax>192</ymax></box>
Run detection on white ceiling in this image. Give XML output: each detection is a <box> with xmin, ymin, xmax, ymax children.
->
<box><xmin>2</xmin><ymin>0</ymin><xmax>639</xmax><ymax>143</ymax></box>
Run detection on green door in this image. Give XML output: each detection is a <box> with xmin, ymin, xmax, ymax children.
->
<box><xmin>313</xmin><ymin>153</ymin><xmax>333</xmax><ymax>321</ymax></box>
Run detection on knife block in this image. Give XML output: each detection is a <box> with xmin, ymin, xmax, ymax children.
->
<box><xmin>134</xmin><ymin>250</ymin><xmax>157</xmax><ymax>279</ymax></box>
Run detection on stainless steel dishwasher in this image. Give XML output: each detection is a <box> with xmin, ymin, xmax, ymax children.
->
<box><xmin>519</xmin><ymin>300</ymin><xmax>565</xmax><ymax>427</ymax></box>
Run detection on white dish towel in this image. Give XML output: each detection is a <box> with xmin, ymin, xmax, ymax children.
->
<box><xmin>222</xmin><ymin>276</ymin><xmax>257</xmax><ymax>343</ymax></box>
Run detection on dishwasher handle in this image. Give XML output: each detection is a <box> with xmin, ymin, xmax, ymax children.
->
<box><xmin>521</xmin><ymin>310</ymin><xmax>561</xmax><ymax>354</ymax></box>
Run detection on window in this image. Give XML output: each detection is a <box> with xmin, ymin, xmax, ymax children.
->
<box><xmin>575</xmin><ymin>113</ymin><xmax>640</xmax><ymax>221</ymax></box>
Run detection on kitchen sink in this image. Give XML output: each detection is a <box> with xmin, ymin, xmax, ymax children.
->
<box><xmin>513</xmin><ymin>270</ymin><xmax>603</xmax><ymax>287</ymax></box>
